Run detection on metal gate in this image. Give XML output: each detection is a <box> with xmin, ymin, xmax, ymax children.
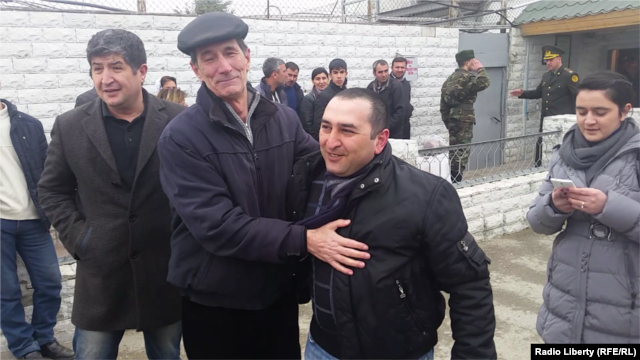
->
<box><xmin>458</xmin><ymin>32</ymin><xmax>509</xmax><ymax>171</ymax></box>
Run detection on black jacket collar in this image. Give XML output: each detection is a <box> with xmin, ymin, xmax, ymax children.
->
<box><xmin>391</xmin><ymin>73</ymin><xmax>407</xmax><ymax>83</ymax></box>
<box><xmin>300</xmin><ymin>142</ymin><xmax>394</xmax><ymax>199</ymax></box>
<box><xmin>259</xmin><ymin>77</ymin><xmax>285</xmax><ymax>96</ymax></box>
<box><xmin>328</xmin><ymin>78</ymin><xmax>348</xmax><ymax>92</ymax></box>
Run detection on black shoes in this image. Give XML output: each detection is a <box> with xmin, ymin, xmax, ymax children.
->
<box><xmin>40</xmin><ymin>341</ymin><xmax>75</xmax><ymax>359</ymax></box>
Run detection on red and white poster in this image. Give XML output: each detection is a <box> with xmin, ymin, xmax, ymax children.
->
<box><xmin>404</xmin><ymin>55</ymin><xmax>418</xmax><ymax>81</ymax></box>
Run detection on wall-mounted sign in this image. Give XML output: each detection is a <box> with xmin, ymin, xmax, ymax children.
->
<box><xmin>404</xmin><ymin>55</ymin><xmax>418</xmax><ymax>81</ymax></box>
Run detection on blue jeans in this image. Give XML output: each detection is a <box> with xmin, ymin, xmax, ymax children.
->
<box><xmin>304</xmin><ymin>333</ymin><xmax>434</xmax><ymax>360</ymax></box>
<box><xmin>1</xmin><ymin>219</ymin><xmax>62</xmax><ymax>358</ymax></box>
<box><xmin>73</xmin><ymin>321</ymin><xmax>182</xmax><ymax>360</ymax></box>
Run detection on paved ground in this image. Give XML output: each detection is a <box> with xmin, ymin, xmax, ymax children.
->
<box><xmin>3</xmin><ymin>228</ymin><xmax>553</xmax><ymax>359</ymax></box>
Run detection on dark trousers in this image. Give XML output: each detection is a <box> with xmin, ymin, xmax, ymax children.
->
<box><xmin>182</xmin><ymin>293</ymin><xmax>301</xmax><ymax>359</ymax></box>
<box><xmin>403</xmin><ymin>119</ymin><xmax>411</xmax><ymax>139</ymax></box>
<box><xmin>535</xmin><ymin>119</ymin><xmax>544</xmax><ymax>167</ymax></box>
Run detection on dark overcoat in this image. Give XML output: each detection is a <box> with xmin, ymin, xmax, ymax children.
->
<box><xmin>38</xmin><ymin>91</ymin><xmax>185</xmax><ymax>331</ymax></box>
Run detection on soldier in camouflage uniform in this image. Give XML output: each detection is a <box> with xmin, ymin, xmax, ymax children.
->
<box><xmin>440</xmin><ymin>49</ymin><xmax>490</xmax><ymax>183</ymax></box>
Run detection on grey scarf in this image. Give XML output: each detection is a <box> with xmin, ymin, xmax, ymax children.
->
<box><xmin>559</xmin><ymin>118</ymin><xmax>639</xmax><ymax>185</ymax></box>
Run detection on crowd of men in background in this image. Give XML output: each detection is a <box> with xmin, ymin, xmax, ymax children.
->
<box><xmin>252</xmin><ymin>56</ymin><xmax>414</xmax><ymax>142</ymax></box>
<box><xmin>1</xmin><ymin>9</ymin><xmax>597</xmax><ymax>360</ymax></box>
<box><xmin>72</xmin><ymin>53</ymin><xmax>417</xmax><ymax>145</ymax></box>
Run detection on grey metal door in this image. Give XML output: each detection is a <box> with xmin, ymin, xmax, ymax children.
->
<box><xmin>458</xmin><ymin>33</ymin><xmax>508</xmax><ymax>170</ymax></box>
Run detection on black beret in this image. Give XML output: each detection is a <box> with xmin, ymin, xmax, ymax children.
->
<box><xmin>177</xmin><ymin>12</ymin><xmax>249</xmax><ymax>55</ymax></box>
<box><xmin>455</xmin><ymin>50</ymin><xmax>474</xmax><ymax>63</ymax></box>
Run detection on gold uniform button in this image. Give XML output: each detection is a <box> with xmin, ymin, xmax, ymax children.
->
<box><xmin>546</xmin><ymin>107</ymin><xmax>549</xmax><ymax>110</ymax></box>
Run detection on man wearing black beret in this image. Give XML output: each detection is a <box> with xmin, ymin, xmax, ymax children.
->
<box><xmin>158</xmin><ymin>12</ymin><xmax>371</xmax><ymax>359</ymax></box>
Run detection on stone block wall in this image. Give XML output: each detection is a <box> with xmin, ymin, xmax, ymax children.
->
<box><xmin>505</xmin><ymin>27</ymin><xmax>526</xmax><ymax>139</ymax></box>
<box><xmin>459</xmin><ymin>173</ymin><xmax>545</xmax><ymax>241</ymax></box>
<box><xmin>0</xmin><ymin>10</ymin><xmax>459</xmax><ymax>142</ymax></box>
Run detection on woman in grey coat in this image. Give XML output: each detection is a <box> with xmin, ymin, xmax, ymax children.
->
<box><xmin>528</xmin><ymin>71</ymin><xmax>640</xmax><ymax>343</ymax></box>
<box><xmin>299</xmin><ymin>67</ymin><xmax>329</xmax><ymax>139</ymax></box>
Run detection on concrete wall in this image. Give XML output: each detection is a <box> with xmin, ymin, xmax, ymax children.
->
<box><xmin>0</xmin><ymin>10</ymin><xmax>459</xmax><ymax>143</ymax></box>
<box><xmin>504</xmin><ymin>29</ymin><xmax>561</xmax><ymax>141</ymax></box>
<box><xmin>505</xmin><ymin>27</ymin><xmax>526</xmax><ymax>139</ymax></box>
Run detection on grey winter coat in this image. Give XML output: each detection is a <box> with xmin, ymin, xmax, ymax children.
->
<box><xmin>527</xmin><ymin>132</ymin><xmax>640</xmax><ymax>343</ymax></box>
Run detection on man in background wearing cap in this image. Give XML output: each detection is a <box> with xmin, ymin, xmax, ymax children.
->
<box><xmin>440</xmin><ymin>49</ymin><xmax>490</xmax><ymax>183</ymax></box>
<box><xmin>511</xmin><ymin>44</ymin><xmax>579</xmax><ymax>167</ymax></box>
<box><xmin>159</xmin><ymin>13</ymin><xmax>371</xmax><ymax>359</ymax></box>
<box><xmin>311</xmin><ymin>59</ymin><xmax>348</xmax><ymax>140</ymax></box>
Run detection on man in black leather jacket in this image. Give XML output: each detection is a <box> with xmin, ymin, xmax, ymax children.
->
<box><xmin>289</xmin><ymin>88</ymin><xmax>497</xmax><ymax>360</ymax></box>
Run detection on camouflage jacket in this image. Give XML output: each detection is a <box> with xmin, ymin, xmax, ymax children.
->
<box><xmin>440</xmin><ymin>67</ymin><xmax>490</xmax><ymax>123</ymax></box>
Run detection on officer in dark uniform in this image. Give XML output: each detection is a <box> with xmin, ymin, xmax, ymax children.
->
<box><xmin>511</xmin><ymin>44</ymin><xmax>579</xmax><ymax>167</ymax></box>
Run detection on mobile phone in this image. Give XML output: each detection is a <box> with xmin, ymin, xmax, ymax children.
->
<box><xmin>550</xmin><ymin>178</ymin><xmax>576</xmax><ymax>189</ymax></box>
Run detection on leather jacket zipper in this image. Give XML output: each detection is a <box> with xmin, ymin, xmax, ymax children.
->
<box><xmin>396</xmin><ymin>280</ymin><xmax>427</xmax><ymax>335</ymax></box>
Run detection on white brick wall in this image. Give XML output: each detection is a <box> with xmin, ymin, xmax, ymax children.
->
<box><xmin>0</xmin><ymin>10</ymin><xmax>460</xmax><ymax>139</ymax></box>
<box><xmin>458</xmin><ymin>173</ymin><xmax>545</xmax><ymax>241</ymax></box>
<box><xmin>505</xmin><ymin>28</ymin><xmax>526</xmax><ymax>139</ymax></box>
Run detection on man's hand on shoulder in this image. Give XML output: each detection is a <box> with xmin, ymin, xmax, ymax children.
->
<box><xmin>306</xmin><ymin>219</ymin><xmax>370</xmax><ymax>275</ymax></box>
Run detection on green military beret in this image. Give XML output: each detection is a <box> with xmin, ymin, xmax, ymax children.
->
<box><xmin>178</xmin><ymin>12</ymin><xmax>249</xmax><ymax>55</ymax></box>
<box><xmin>455</xmin><ymin>50</ymin><xmax>475</xmax><ymax>63</ymax></box>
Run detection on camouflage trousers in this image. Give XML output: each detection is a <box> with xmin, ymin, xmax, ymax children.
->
<box><xmin>446</xmin><ymin>118</ymin><xmax>474</xmax><ymax>180</ymax></box>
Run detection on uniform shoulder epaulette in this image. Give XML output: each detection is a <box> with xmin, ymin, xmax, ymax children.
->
<box><xmin>564</xmin><ymin>68</ymin><xmax>574</xmax><ymax>74</ymax></box>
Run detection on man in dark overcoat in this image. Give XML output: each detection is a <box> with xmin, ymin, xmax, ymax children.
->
<box><xmin>38</xmin><ymin>29</ymin><xmax>185</xmax><ymax>359</ymax></box>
